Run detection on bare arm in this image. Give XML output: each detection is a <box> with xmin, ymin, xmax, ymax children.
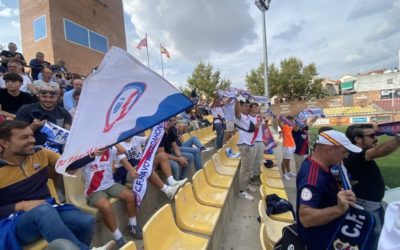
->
<box><xmin>0</xmin><ymin>105</ymin><xmax>16</xmax><ymax>119</ymax></box>
<box><xmin>234</xmin><ymin>101</ymin><xmax>241</xmax><ymax>119</ymax></box>
<box><xmin>365</xmin><ymin>138</ymin><xmax>400</xmax><ymax>161</ymax></box>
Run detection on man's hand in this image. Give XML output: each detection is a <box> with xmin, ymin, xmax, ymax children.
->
<box><xmin>16</xmin><ymin>200</ymin><xmax>46</xmax><ymax>212</ymax></box>
<box><xmin>129</xmin><ymin>168</ymin><xmax>138</xmax><ymax>179</ymax></box>
<box><xmin>177</xmin><ymin>156</ymin><xmax>188</xmax><ymax>166</ymax></box>
<box><xmin>30</xmin><ymin>119</ymin><xmax>45</xmax><ymax>131</ymax></box>
<box><xmin>337</xmin><ymin>190</ymin><xmax>356</xmax><ymax>213</ymax></box>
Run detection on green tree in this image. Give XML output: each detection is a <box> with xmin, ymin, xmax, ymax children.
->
<box><xmin>187</xmin><ymin>62</ymin><xmax>230</xmax><ymax>100</ymax></box>
<box><xmin>178</xmin><ymin>86</ymin><xmax>192</xmax><ymax>97</ymax></box>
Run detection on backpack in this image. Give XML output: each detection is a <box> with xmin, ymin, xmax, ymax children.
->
<box><xmin>265</xmin><ymin>194</ymin><xmax>296</xmax><ymax>219</ymax></box>
<box><xmin>273</xmin><ymin>224</ymin><xmax>307</xmax><ymax>250</ymax></box>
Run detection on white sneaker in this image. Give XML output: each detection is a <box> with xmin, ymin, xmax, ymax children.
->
<box><xmin>289</xmin><ymin>172</ymin><xmax>297</xmax><ymax>177</ymax></box>
<box><xmin>202</xmin><ymin>147</ymin><xmax>214</xmax><ymax>153</ymax></box>
<box><xmin>238</xmin><ymin>191</ymin><xmax>254</xmax><ymax>201</ymax></box>
<box><xmin>91</xmin><ymin>240</ymin><xmax>116</xmax><ymax>250</ymax></box>
<box><xmin>283</xmin><ymin>173</ymin><xmax>291</xmax><ymax>181</ymax></box>
<box><xmin>165</xmin><ymin>185</ymin><xmax>180</xmax><ymax>200</ymax></box>
<box><xmin>246</xmin><ymin>186</ymin><xmax>257</xmax><ymax>193</ymax></box>
<box><xmin>173</xmin><ymin>178</ymin><xmax>188</xmax><ymax>187</ymax></box>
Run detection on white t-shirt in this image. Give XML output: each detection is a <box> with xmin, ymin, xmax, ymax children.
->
<box><xmin>118</xmin><ymin>136</ymin><xmax>147</xmax><ymax>166</ymax></box>
<box><xmin>0</xmin><ymin>74</ymin><xmax>32</xmax><ymax>93</ymax></box>
<box><xmin>211</xmin><ymin>107</ymin><xmax>225</xmax><ymax>123</ymax></box>
<box><xmin>223</xmin><ymin>100</ymin><xmax>235</xmax><ymax>122</ymax></box>
<box><xmin>249</xmin><ymin>115</ymin><xmax>263</xmax><ymax>142</ymax></box>
<box><xmin>83</xmin><ymin>147</ymin><xmax>122</xmax><ymax>196</ymax></box>
<box><xmin>234</xmin><ymin>113</ymin><xmax>254</xmax><ymax>145</ymax></box>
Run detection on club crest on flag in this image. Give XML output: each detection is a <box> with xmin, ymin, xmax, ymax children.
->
<box><xmin>104</xmin><ymin>82</ymin><xmax>147</xmax><ymax>132</ymax></box>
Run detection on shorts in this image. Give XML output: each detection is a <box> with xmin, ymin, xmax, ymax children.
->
<box><xmin>225</xmin><ymin>120</ymin><xmax>235</xmax><ymax>132</ymax></box>
<box><xmin>86</xmin><ymin>183</ymin><xmax>126</xmax><ymax>207</ymax></box>
<box><xmin>282</xmin><ymin>146</ymin><xmax>295</xmax><ymax>160</ymax></box>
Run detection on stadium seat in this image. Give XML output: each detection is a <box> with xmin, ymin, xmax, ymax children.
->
<box><xmin>258</xmin><ymin>200</ymin><xmax>290</xmax><ymax>248</ymax></box>
<box><xmin>143</xmin><ymin>204</ymin><xmax>209</xmax><ymax>250</ymax></box>
<box><xmin>218</xmin><ymin>149</ymin><xmax>239</xmax><ymax>167</ymax></box>
<box><xmin>260</xmin><ymin>184</ymin><xmax>288</xmax><ymax>200</ymax></box>
<box><xmin>260</xmin><ymin>174</ymin><xmax>285</xmax><ymax>189</ymax></box>
<box><xmin>260</xmin><ymin>223</ymin><xmax>268</xmax><ymax>250</ymax></box>
<box><xmin>181</xmin><ymin>133</ymin><xmax>191</xmax><ymax>143</ymax></box>
<box><xmin>120</xmin><ymin>241</ymin><xmax>137</xmax><ymax>250</ymax></box>
<box><xmin>211</xmin><ymin>154</ymin><xmax>237</xmax><ymax>176</ymax></box>
<box><xmin>47</xmin><ymin>178</ymin><xmax>60</xmax><ymax>204</ymax></box>
<box><xmin>259</xmin><ymin>189</ymin><xmax>294</xmax><ymax>223</ymax></box>
<box><xmin>263</xmin><ymin>154</ymin><xmax>276</xmax><ymax>161</ymax></box>
<box><xmin>192</xmin><ymin>170</ymin><xmax>228</xmax><ymax>208</ymax></box>
<box><xmin>259</xmin><ymin>167</ymin><xmax>281</xmax><ymax>179</ymax></box>
<box><xmin>203</xmin><ymin>160</ymin><xmax>233</xmax><ymax>189</ymax></box>
<box><xmin>175</xmin><ymin>183</ymin><xmax>221</xmax><ymax>236</ymax></box>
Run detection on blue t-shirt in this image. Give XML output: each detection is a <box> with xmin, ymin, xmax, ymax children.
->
<box><xmin>296</xmin><ymin>157</ymin><xmax>342</xmax><ymax>249</ymax></box>
<box><xmin>292</xmin><ymin>126</ymin><xmax>309</xmax><ymax>155</ymax></box>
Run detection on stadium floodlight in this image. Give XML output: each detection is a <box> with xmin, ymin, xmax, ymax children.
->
<box><xmin>254</xmin><ymin>0</ymin><xmax>272</xmax><ymax>101</ymax></box>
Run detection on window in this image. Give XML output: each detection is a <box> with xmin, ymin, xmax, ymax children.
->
<box><xmin>343</xmin><ymin>94</ymin><xmax>353</xmax><ymax>107</ymax></box>
<box><xmin>33</xmin><ymin>15</ymin><xmax>47</xmax><ymax>41</ymax></box>
<box><xmin>63</xmin><ymin>18</ymin><xmax>108</xmax><ymax>53</ymax></box>
<box><xmin>89</xmin><ymin>31</ymin><xmax>108</xmax><ymax>53</ymax></box>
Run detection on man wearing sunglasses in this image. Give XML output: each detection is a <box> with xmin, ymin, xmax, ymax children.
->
<box><xmin>344</xmin><ymin>124</ymin><xmax>400</xmax><ymax>249</ymax></box>
<box><xmin>15</xmin><ymin>85</ymin><xmax>72</xmax><ymax>145</ymax></box>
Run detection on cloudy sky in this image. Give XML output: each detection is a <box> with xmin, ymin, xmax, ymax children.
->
<box><xmin>1</xmin><ymin>0</ymin><xmax>400</xmax><ymax>88</ymax></box>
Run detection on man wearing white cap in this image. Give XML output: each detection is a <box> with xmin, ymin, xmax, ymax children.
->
<box><xmin>296</xmin><ymin>130</ymin><xmax>361</xmax><ymax>249</ymax></box>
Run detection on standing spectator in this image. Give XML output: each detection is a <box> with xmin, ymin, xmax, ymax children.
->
<box><xmin>69</xmin><ymin>89</ymin><xmax>81</xmax><ymax>119</ymax></box>
<box><xmin>0</xmin><ymin>42</ymin><xmax>26</xmax><ymax>70</ymax></box>
<box><xmin>0</xmin><ymin>72</ymin><xmax>33</xmax><ymax>119</ymax></box>
<box><xmin>0</xmin><ymin>60</ymin><xmax>35</xmax><ymax>94</ymax></box>
<box><xmin>278</xmin><ymin>115</ymin><xmax>296</xmax><ymax>180</ymax></box>
<box><xmin>292</xmin><ymin>116</ymin><xmax>318</xmax><ymax>172</ymax></box>
<box><xmin>32</xmin><ymin>66</ymin><xmax>60</xmax><ymax>92</ymax></box>
<box><xmin>29</xmin><ymin>52</ymin><xmax>50</xmax><ymax>80</ymax></box>
<box><xmin>223</xmin><ymin>97</ymin><xmax>235</xmax><ymax>141</ymax></box>
<box><xmin>248</xmin><ymin>103</ymin><xmax>264</xmax><ymax>186</ymax></box>
<box><xmin>211</xmin><ymin>99</ymin><xmax>225</xmax><ymax>149</ymax></box>
<box><xmin>344</xmin><ymin>124</ymin><xmax>400</xmax><ymax>249</ymax></box>
<box><xmin>64</xmin><ymin>78</ymin><xmax>83</xmax><ymax>111</ymax></box>
<box><xmin>234</xmin><ymin>99</ymin><xmax>259</xmax><ymax>201</ymax></box>
<box><xmin>297</xmin><ymin>130</ymin><xmax>361</xmax><ymax>249</ymax></box>
<box><xmin>51</xmin><ymin>59</ymin><xmax>69</xmax><ymax>75</ymax></box>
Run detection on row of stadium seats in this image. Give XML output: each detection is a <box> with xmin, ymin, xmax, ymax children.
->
<box><xmin>373</xmin><ymin>99</ymin><xmax>400</xmax><ymax>112</ymax></box>
<box><xmin>258</xmin><ymin>157</ymin><xmax>294</xmax><ymax>250</ymax></box>
<box><xmin>143</xmin><ymin>134</ymin><xmax>240</xmax><ymax>249</ymax></box>
<box><xmin>324</xmin><ymin>105</ymin><xmax>379</xmax><ymax>116</ymax></box>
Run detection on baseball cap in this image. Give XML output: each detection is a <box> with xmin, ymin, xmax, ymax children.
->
<box><xmin>317</xmin><ymin>130</ymin><xmax>362</xmax><ymax>153</ymax></box>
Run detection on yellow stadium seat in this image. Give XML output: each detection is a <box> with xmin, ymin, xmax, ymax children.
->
<box><xmin>260</xmin><ymin>165</ymin><xmax>280</xmax><ymax>174</ymax></box>
<box><xmin>263</xmin><ymin>154</ymin><xmax>276</xmax><ymax>161</ymax></box>
<box><xmin>181</xmin><ymin>133</ymin><xmax>191</xmax><ymax>143</ymax></box>
<box><xmin>175</xmin><ymin>183</ymin><xmax>221</xmax><ymax>236</ymax></box>
<box><xmin>47</xmin><ymin>178</ymin><xmax>60</xmax><ymax>204</ymax></box>
<box><xmin>198</xmin><ymin>127</ymin><xmax>215</xmax><ymax>143</ymax></box>
<box><xmin>144</xmin><ymin>129</ymin><xmax>151</xmax><ymax>137</ymax></box>
<box><xmin>218</xmin><ymin>149</ymin><xmax>239</xmax><ymax>167</ymax></box>
<box><xmin>258</xmin><ymin>200</ymin><xmax>290</xmax><ymax>248</ymax></box>
<box><xmin>260</xmin><ymin>223</ymin><xmax>268</xmax><ymax>250</ymax></box>
<box><xmin>260</xmin><ymin>167</ymin><xmax>281</xmax><ymax>179</ymax></box>
<box><xmin>120</xmin><ymin>241</ymin><xmax>137</xmax><ymax>250</ymax></box>
<box><xmin>259</xmin><ymin>188</ymin><xmax>294</xmax><ymax>223</ymax></box>
<box><xmin>143</xmin><ymin>204</ymin><xmax>209</xmax><ymax>250</ymax></box>
<box><xmin>206</xmin><ymin>115</ymin><xmax>213</xmax><ymax>124</ymax></box>
<box><xmin>260</xmin><ymin>184</ymin><xmax>288</xmax><ymax>200</ymax></box>
<box><xmin>260</xmin><ymin>174</ymin><xmax>285</xmax><ymax>190</ymax></box>
<box><xmin>203</xmin><ymin>160</ymin><xmax>233</xmax><ymax>189</ymax></box>
<box><xmin>192</xmin><ymin>170</ymin><xmax>228</xmax><ymax>208</ymax></box>
<box><xmin>211</xmin><ymin>154</ymin><xmax>237</xmax><ymax>176</ymax></box>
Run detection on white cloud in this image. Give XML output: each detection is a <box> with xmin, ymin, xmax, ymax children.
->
<box><xmin>11</xmin><ymin>20</ymin><xmax>19</xmax><ymax>28</ymax></box>
<box><xmin>0</xmin><ymin>1</ymin><xmax>18</xmax><ymax>17</ymax></box>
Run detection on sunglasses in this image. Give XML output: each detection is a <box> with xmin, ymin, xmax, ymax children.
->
<box><xmin>39</xmin><ymin>90</ymin><xmax>57</xmax><ymax>96</ymax></box>
<box><xmin>363</xmin><ymin>133</ymin><xmax>376</xmax><ymax>139</ymax></box>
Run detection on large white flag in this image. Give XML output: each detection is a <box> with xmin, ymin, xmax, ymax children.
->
<box><xmin>56</xmin><ymin>47</ymin><xmax>193</xmax><ymax>173</ymax></box>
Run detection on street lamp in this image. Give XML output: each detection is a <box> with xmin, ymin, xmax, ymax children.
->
<box><xmin>255</xmin><ymin>0</ymin><xmax>271</xmax><ymax>101</ymax></box>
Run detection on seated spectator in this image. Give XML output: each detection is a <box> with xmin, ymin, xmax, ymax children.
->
<box><xmin>0</xmin><ymin>42</ymin><xmax>26</xmax><ymax>70</ymax></box>
<box><xmin>0</xmin><ymin>120</ymin><xmax>115</xmax><ymax>250</ymax></box>
<box><xmin>29</xmin><ymin>52</ymin><xmax>50</xmax><ymax>81</ymax></box>
<box><xmin>16</xmin><ymin>85</ymin><xmax>72</xmax><ymax>145</ymax></box>
<box><xmin>158</xmin><ymin>119</ymin><xmax>193</xmax><ymax>180</ymax></box>
<box><xmin>51</xmin><ymin>59</ymin><xmax>69</xmax><ymax>75</ymax></box>
<box><xmin>0</xmin><ymin>60</ymin><xmax>35</xmax><ymax>94</ymax></box>
<box><xmin>64</xmin><ymin>78</ymin><xmax>83</xmax><ymax>111</ymax></box>
<box><xmin>194</xmin><ymin>106</ymin><xmax>211</xmax><ymax>127</ymax></box>
<box><xmin>67</xmin><ymin>146</ymin><xmax>142</xmax><ymax>248</ymax></box>
<box><xmin>0</xmin><ymin>72</ymin><xmax>33</xmax><ymax>119</ymax></box>
<box><xmin>33</xmin><ymin>66</ymin><xmax>60</xmax><ymax>92</ymax></box>
<box><xmin>297</xmin><ymin>130</ymin><xmax>361</xmax><ymax>249</ymax></box>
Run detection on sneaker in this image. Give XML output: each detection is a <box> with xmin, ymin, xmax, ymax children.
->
<box><xmin>288</xmin><ymin>172</ymin><xmax>297</xmax><ymax>177</ymax></box>
<box><xmin>165</xmin><ymin>185</ymin><xmax>180</xmax><ymax>200</ymax></box>
<box><xmin>201</xmin><ymin>146</ymin><xmax>214</xmax><ymax>153</ymax></box>
<box><xmin>129</xmin><ymin>224</ymin><xmax>143</xmax><ymax>239</ymax></box>
<box><xmin>115</xmin><ymin>237</ymin><xmax>127</xmax><ymax>249</ymax></box>
<box><xmin>283</xmin><ymin>173</ymin><xmax>291</xmax><ymax>181</ymax></box>
<box><xmin>91</xmin><ymin>240</ymin><xmax>116</xmax><ymax>250</ymax></box>
<box><xmin>246</xmin><ymin>186</ymin><xmax>257</xmax><ymax>193</ymax></box>
<box><xmin>248</xmin><ymin>176</ymin><xmax>261</xmax><ymax>186</ymax></box>
<box><xmin>238</xmin><ymin>191</ymin><xmax>254</xmax><ymax>201</ymax></box>
<box><xmin>173</xmin><ymin>178</ymin><xmax>188</xmax><ymax>187</ymax></box>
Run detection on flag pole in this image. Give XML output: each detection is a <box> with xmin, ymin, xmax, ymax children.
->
<box><xmin>160</xmin><ymin>43</ymin><xmax>164</xmax><ymax>77</ymax></box>
<box><xmin>145</xmin><ymin>33</ymin><xmax>149</xmax><ymax>67</ymax></box>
